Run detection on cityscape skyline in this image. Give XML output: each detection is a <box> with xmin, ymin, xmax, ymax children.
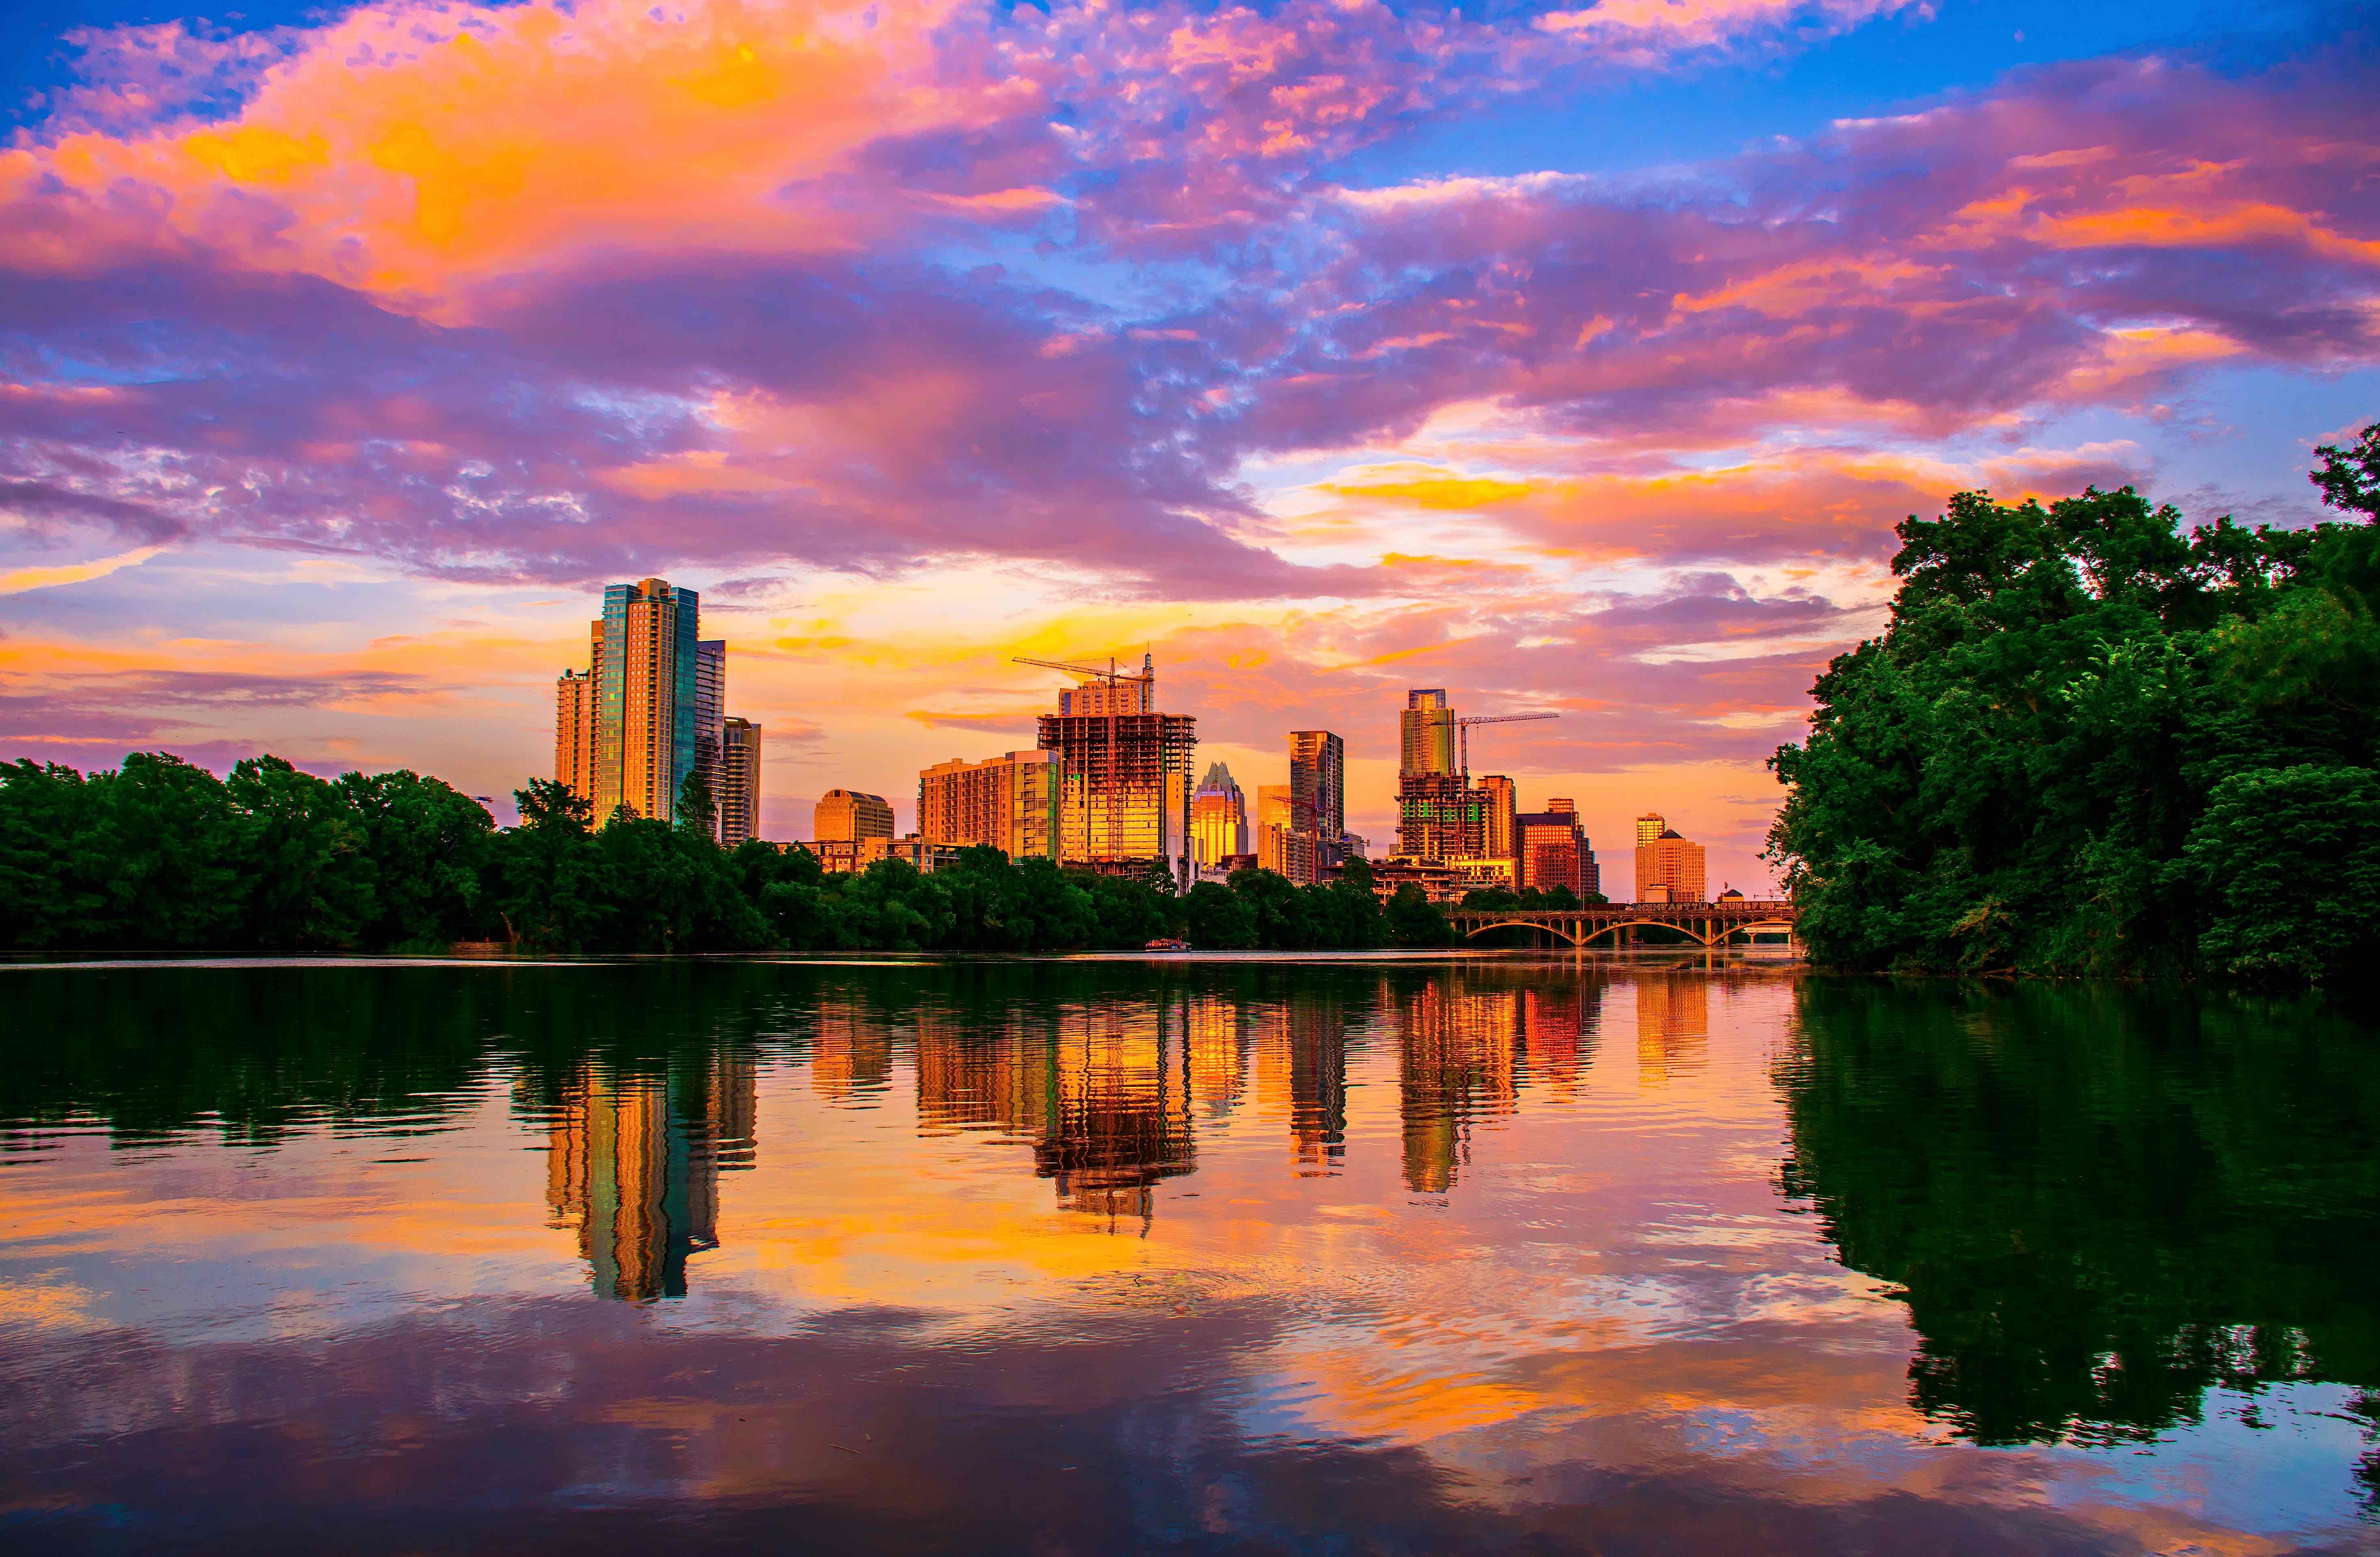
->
<box><xmin>5</xmin><ymin>3</ymin><xmax>2367</xmax><ymax>901</ymax></box>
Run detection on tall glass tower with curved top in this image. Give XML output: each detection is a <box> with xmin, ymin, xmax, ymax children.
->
<box><xmin>593</xmin><ymin>577</ymin><xmax>701</xmax><ymax>824</ymax></box>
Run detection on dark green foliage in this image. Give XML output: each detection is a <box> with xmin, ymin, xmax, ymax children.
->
<box><xmin>0</xmin><ymin>756</ymin><xmax>1408</xmax><ymax>953</ymax></box>
<box><xmin>1384</xmin><ymin>882</ymin><xmax>1454</xmax><ymax>947</ymax></box>
<box><xmin>1778</xmin><ymin>979</ymin><xmax>2380</xmax><ymax>1447</ymax></box>
<box><xmin>1768</xmin><ymin>423</ymin><xmax>2380</xmax><ymax>981</ymax></box>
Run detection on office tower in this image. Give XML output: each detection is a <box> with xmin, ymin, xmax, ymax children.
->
<box><xmin>1636</xmin><ymin>812</ymin><xmax>1665</xmax><ymax>849</ymax></box>
<box><xmin>1257</xmin><ymin>783</ymin><xmax>1318</xmax><ymax>884</ymax></box>
<box><xmin>1189</xmin><ymin>761</ymin><xmax>1248</xmax><ymax>868</ymax></box>
<box><xmin>918</xmin><ymin>750</ymin><xmax>1057</xmax><ymax>860</ymax></box>
<box><xmin>718</xmin><ymin>717</ymin><xmax>761</xmax><ymax>848</ymax></box>
<box><xmin>1476</xmin><ymin>774</ymin><xmax>1516</xmax><ymax>860</ymax></box>
<box><xmin>554</xmin><ymin>667</ymin><xmax>595</xmax><ymax>805</ymax></box>
<box><xmin>815</xmin><ymin>789</ymin><xmax>895</xmax><ymax>843</ymax></box>
<box><xmin>1548</xmin><ymin>797</ymin><xmax>1601</xmax><ymax>897</ymax></box>
<box><xmin>693</xmin><ymin>638</ymin><xmax>725</xmax><ymax>834</ymax></box>
<box><xmin>1036</xmin><ymin>653</ymin><xmax>1197</xmax><ymax>877</ymax></box>
<box><xmin>1636</xmin><ymin>822</ymin><xmax>1707</xmax><ymax>904</ymax></box>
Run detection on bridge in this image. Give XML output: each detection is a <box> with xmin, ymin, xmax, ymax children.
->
<box><xmin>1444</xmin><ymin>899</ymin><xmax>1797</xmax><ymax>950</ymax></box>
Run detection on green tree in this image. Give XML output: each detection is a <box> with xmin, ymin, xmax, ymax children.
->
<box><xmin>675</xmin><ymin>767</ymin><xmax>718</xmax><ymax>842</ymax></box>
<box><xmin>2180</xmin><ymin>766</ymin><xmax>2380</xmax><ymax>981</ymax></box>
<box><xmin>1180</xmin><ymin>880</ymin><xmax>1257</xmax><ymax>949</ymax></box>
<box><xmin>226</xmin><ymin>756</ymin><xmax>375</xmax><ymax>949</ymax></box>
<box><xmin>339</xmin><ymin>769</ymin><xmax>496</xmax><ymax>949</ymax></box>
<box><xmin>1384</xmin><ymin>882</ymin><xmax>1454</xmax><ymax>947</ymax></box>
<box><xmin>1768</xmin><ymin>425</ymin><xmax>2380</xmax><ymax>981</ymax></box>
<box><xmin>0</xmin><ymin>761</ymin><xmax>104</xmax><ymax>947</ymax></box>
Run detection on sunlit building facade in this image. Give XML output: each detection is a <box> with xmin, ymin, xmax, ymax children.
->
<box><xmin>1636</xmin><ymin>818</ymin><xmax>1706</xmax><ymax>904</ymax></box>
<box><xmin>552</xmin><ymin>580</ymin><xmax>757</xmax><ymax>830</ymax></box>
<box><xmin>1518</xmin><ymin>799</ymin><xmax>1598</xmax><ymax>898</ymax></box>
<box><xmin>918</xmin><ymin>750</ymin><xmax>1057</xmax><ymax>860</ymax></box>
<box><xmin>1190</xmin><ymin>761</ymin><xmax>1248</xmax><ymax>870</ymax></box>
<box><xmin>1476</xmin><ymin>774</ymin><xmax>1516</xmax><ymax>862</ymax></box>
<box><xmin>815</xmin><ymin>788</ymin><xmax>895</xmax><ymax>844</ymax></box>
<box><xmin>718</xmin><ymin>717</ymin><xmax>761</xmax><ymax>848</ymax></box>
<box><xmin>1036</xmin><ymin>656</ymin><xmax>1196</xmax><ymax>877</ymax></box>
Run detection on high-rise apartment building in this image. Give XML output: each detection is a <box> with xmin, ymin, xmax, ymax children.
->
<box><xmin>1396</xmin><ymin>688</ymin><xmax>1482</xmax><ymax>862</ymax></box>
<box><xmin>694</xmin><ymin>638</ymin><xmax>725</xmax><ymax>826</ymax></box>
<box><xmin>1476</xmin><ymin>774</ymin><xmax>1517</xmax><ymax>860</ymax></box>
<box><xmin>552</xmin><ymin>581</ymin><xmax>763</xmax><ymax>833</ymax></box>
<box><xmin>718</xmin><ymin>718</ymin><xmax>761</xmax><ymax>848</ymax></box>
<box><xmin>816</xmin><ymin>789</ymin><xmax>895</xmax><ymax>844</ymax></box>
<box><xmin>1289</xmin><ymin>729</ymin><xmax>1344</xmax><ymax>845</ymax></box>
<box><xmin>1636</xmin><ymin>822</ymin><xmax>1706</xmax><ymax>904</ymax></box>
<box><xmin>554</xmin><ymin>666</ymin><xmax>595</xmax><ymax>804</ymax></box>
<box><xmin>1257</xmin><ymin>783</ymin><xmax>1318</xmax><ymax>884</ymax></box>
<box><xmin>593</xmin><ymin>578</ymin><xmax>701</xmax><ymax>823</ymax></box>
<box><xmin>1190</xmin><ymin>762</ymin><xmax>1248</xmax><ymax>867</ymax></box>
<box><xmin>1036</xmin><ymin>654</ymin><xmax>1196</xmax><ymax>878</ymax></box>
<box><xmin>1400</xmin><ymin>689</ymin><xmax>1455</xmax><ymax>776</ymax></box>
<box><xmin>918</xmin><ymin>750</ymin><xmax>1057</xmax><ymax>860</ymax></box>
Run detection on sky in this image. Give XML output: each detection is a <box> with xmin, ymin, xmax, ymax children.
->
<box><xmin>1</xmin><ymin>0</ymin><xmax>2374</xmax><ymax>893</ymax></box>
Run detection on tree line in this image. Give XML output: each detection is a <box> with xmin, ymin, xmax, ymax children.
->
<box><xmin>0</xmin><ymin>759</ymin><xmax>1462</xmax><ymax>953</ymax></box>
<box><xmin>1768</xmin><ymin>419</ymin><xmax>2380</xmax><ymax>982</ymax></box>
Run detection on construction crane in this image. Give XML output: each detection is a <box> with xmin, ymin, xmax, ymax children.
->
<box><xmin>1011</xmin><ymin>654</ymin><xmax>1152</xmax><ymax>690</ymax></box>
<box><xmin>1014</xmin><ymin>652</ymin><xmax>1180</xmax><ymax>885</ymax></box>
<box><xmin>1457</xmin><ymin>712</ymin><xmax>1558</xmax><ymax>777</ymax></box>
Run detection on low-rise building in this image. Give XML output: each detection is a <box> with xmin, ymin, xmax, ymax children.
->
<box><xmin>815</xmin><ymin>789</ymin><xmax>895</xmax><ymax>845</ymax></box>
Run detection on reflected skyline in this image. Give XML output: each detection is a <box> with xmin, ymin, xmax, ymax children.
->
<box><xmin>4</xmin><ymin>960</ymin><xmax>2374</xmax><ymax>1551</ymax></box>
<box><xmin>541</xmin><ymin>1052</ymin><xmax>758</xmax><ymax>1301</ymax></box>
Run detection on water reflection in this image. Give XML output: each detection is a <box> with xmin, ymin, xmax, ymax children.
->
<box><xmin>1776</xmin><ymin>979</ymin><xmax>2380</xmax><ymax>1464</ymax></box>
<box><xmin>3</xmin><ymin>960</ymin><xmax>2376</xmax><ymax>1552</ymax></box>
<box><xmin>539</xmin><ymin>1054</ymin><xmax>757</xmax><ymax>1301</ymax></box>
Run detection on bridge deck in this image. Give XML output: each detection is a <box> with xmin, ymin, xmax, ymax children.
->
<box><xmin>1444</xmin><ymin>901</ymin><xmax>1797</xmax><ymax>949</ymax></box>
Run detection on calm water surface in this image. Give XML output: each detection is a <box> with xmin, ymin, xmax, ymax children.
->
<box><xmin>2</xmin><ymin>956</ymin><xmax>2375</xmax><ymax>1554</ymax></box>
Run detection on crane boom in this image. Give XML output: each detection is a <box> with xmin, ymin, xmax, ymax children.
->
<box><xmin>1012</xmin><ymin>654</ymin><xmax>1150</xmax><ymax>684</ymax></box>
<box><xmin>1456</xmin><ymin>710</ymin><xmax>1558</xmax><ymax>775</ymax></box>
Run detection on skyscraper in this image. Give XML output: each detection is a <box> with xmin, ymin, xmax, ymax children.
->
<box><xmin>1397</xmin><ymin>689</ymin><xmax>1480</xmax><ymax>862</ymax></box>
<box><xmin>1190</xmin><ymin>761</ymin><xmax>1248</xmax><ymax>868</ymax></box>
<box><xmin>1289</xmin><ymin>729</ymin><xmax>1344</xmax><ymax>863</ymax></box>
<box><xmin>581</xmin><ymin>578</ymin><xmax>701</xmax><ymax>824</ymax></box>
<box><xmin>719</xmin><ymin>717</ymin><xmax>761</xmax><ymax>848</ymax></box>
<box><xmin>554</xmin><ymin>666</ymin><xmax>595</xmax><ymax>805</ymax></box>
<box><xmin>1476</xmin><ymin>774</ymin><xmax>1517</xmax><ymax>860</ymax></box>
<box><xmin>553</xmin><ymin>584</ymin><xmax>767</xmax><ymax>834</ymax></box>
<box><xmin>1035</xmin><ymin>654</ymin><xmax>1196</xmax><ymax>878</ymax></box>
<box><xmin>694</xmin><ymin>638</ymin><xmax>725</xmax><ymax>831</ymax></box>
<box><xmin>1400</xmin><ymin>689</ymin><xmax>1454</xmax><ymax>776</ymax></box>
<box><xmin>1257</xmin><ymin>783</ymin><xmax>1317</xmax><ymax>884</ymax></box>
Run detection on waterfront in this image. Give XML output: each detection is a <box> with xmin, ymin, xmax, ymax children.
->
<box><xmin>1</xmin><ymin>957</ymin><xmax>2373</xmax><ymax>1553</ymax></box>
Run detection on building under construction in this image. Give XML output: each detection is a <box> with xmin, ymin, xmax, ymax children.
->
<box><xmin>1023</xmin><ymin>652</ymin><xmax>1198</xmax><ymax>885</ymax></box>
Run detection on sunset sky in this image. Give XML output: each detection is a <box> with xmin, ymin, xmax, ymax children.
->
<box><xmin>2</xmin><ymin>0</ymin><xmax>2374</xmax><ymax>890</ymax></box>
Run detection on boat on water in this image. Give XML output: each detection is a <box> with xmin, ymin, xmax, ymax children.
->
<box><xmin>1143</xmin><ymin>938</ymin><xmax>1192</xmax><ymax>952</ymax></box>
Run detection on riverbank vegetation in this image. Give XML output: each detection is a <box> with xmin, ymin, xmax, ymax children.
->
<box><xmin>0</xmin><ymin>761</ymin><xmax>1449</xmax><ymax>953</ymax></box>
<box><xmin>1768</xmin><ymin>420</ymin><xmax>2380</xmax><ymax>982</ymax></box>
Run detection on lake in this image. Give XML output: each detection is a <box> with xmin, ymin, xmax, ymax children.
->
<box><xmin>2</xmin><ymin>955</ymin><xmax>2375</xmax><ymax>1553</ymax></box>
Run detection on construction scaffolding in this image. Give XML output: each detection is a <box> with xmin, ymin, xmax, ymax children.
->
<box><xmin>1019</xmin><ymin>652</ymin><xmax>1198</xmax><ymax>889</ymax></box>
